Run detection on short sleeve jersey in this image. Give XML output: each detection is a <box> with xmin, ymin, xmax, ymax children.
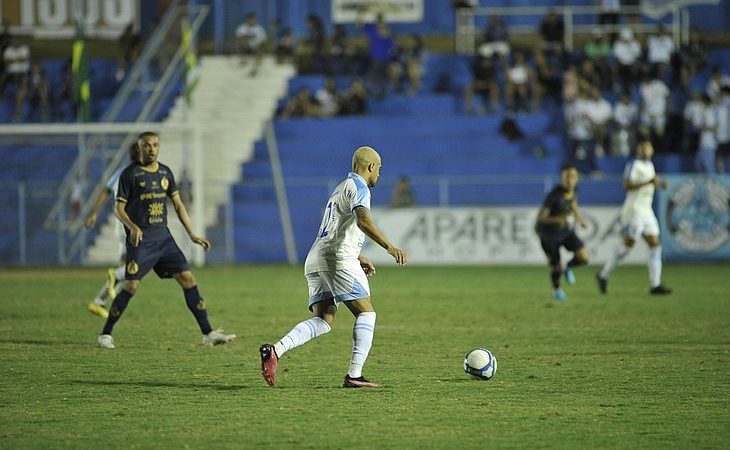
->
<box><xmin>106</xmin><ymin>167</ymin><xmax>125</xmax><ymax>198</ymax></box>
<box><xmin>621</xmin><ymin>158</ymin><xmax>657</xmax><ymax>221</ymax></box>
<box><xmin>536</xmin><ymin>185</ymin><xmax>575</xmax><ymax>235</ymax></box>
<box><xmin>116</xmin><ymin>162</ymin><xmax>178</xmax><ymax>239</ymax></box>
<box><xmin>304</xmin><ymin>172</ymin><xmax>370</xmax><ymax>274</ymax></box>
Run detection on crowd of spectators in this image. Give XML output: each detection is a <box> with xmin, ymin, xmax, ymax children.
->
<box><xmin>0</xmin><ymin>22</ymin><xmax>141</xmax><ymax>123</ymax></box>
<box><xmin>262</xmin><ymin>4</ymin><xmax>729</xmax><ymax>173</ymax></box>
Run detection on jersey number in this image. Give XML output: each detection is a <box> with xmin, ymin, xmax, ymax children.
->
<box><xmin>319</xmin><ymin>202</ymin><xmax>335</xmax><ymax>238</ymax></box>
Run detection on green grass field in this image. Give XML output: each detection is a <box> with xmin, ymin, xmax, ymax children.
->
<box><xmin>1</xmin><ymin>264</ymin><xmax>728</xmax><ymax>449</ymax></box>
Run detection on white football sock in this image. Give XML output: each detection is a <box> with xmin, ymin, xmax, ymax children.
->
<box><xmin>347</xmin><ymin>312</ymin><xmax>377</xmax><ymax>379</ymax></box>
<box><xmin>600</xmin><ymin>243</ymin><xmax>631</xmax><ymax>279</ymax></box>
<box><xmin>114</xmin><ymin>265</ymin><xmax>126</xmax><ymax>280</ymax></box>
<box><xmin>648</xmin><ymin>246</ymin><xmax>663</xmax><ymax>288</ymax></box>
<box><xmin>274</xmin><ymin>317</ymin><xmax>331</xmax><ymax>358</ymax></box>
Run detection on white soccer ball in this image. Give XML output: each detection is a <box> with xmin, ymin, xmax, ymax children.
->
<box><xmin>464</xmin><ymin>348</ymin><xmax>497</xmax><ymax>380</ymax></box>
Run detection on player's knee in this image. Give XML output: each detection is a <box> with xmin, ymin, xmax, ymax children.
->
<box><xmin>123</xmin><ymin>280</ymin><xmax>139</xmax><ymax>295</ymax></box>
<box><xmin>176</xmin><ymin>271</ymin><xmax>196</xmax><ymax>288</ymax></box>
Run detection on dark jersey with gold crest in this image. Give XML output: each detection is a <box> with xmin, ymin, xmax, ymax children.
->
<box><xmin>117</xmin><ymin>162</ymin><xmax>178</xmax><ymax>240</ymax></box>
<box><xmin>535</xmin><ymin>185</ymin><xmax>576</xmax><ymax>236</ymax></box>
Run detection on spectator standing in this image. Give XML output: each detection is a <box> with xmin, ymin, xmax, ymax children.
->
<box><xmin>25</xmin><ymin>63</ymin><xmax>50</xmax><ymax>122</ymax></box>
<box><xmin>565</xmin><ymin>87</ymin><xmax>599</xmax><ymax>174</ymax></box>
<box><xmin>586</xmin><ymin>88</ymin><xmax>613</xmax><ymax>157</ymax></box>
<box><xmin>597</xmin><ymin>0</ymin><xmax>620</xmax><ymax>41</ymax></box>
<box><xmin>358</xmin><ymin>10</ymin><xmax>394</xmax><ymax>99</ymax></box>
<box><xmin>2</xmin><ymin>35</ymin><xmax>30</xmax><ymax>117</ymax></box>
<box><xmin>706</xmin><ymin>66</ymin><xmax>730</xmax><ymax>102</ymax></box>
<box><xmin>299</xmin><ymin>14</ymin><xmax>326</xmax><ymax>74</ymax></box>
<box><xmin>647</xmin><ymin>25</ymin><xmax>674</xmax><ymax>72</ymax></box>
<box><xmin>235</xmin><ymin>13</ymin><xmax>267</xmax><ymax>76</ymax></box>
<box><xmin>585</xmin><ymin>28</ymin><xmax>612</xmax><ymax>89</ymax></box>
<box><xmin>539</xmin><ymin>9</ymin><xmax>564</xmax><ymax>57</ymax></box>
<box><xmin>639</xmin><ymin>72</ymin><xmax>670</xmax><ymax>152</ymax></box>
<box><xmin>612</xmin><ymin>27</ymin><xmax>641</xmax><ymax>94</ymax></box>
<box><xmin>613</xmin><ymin>92</ymin><xmax>639</xmax><ymax>156</ymax></box>
<box><xmin>328</xmin><ymin>24</ymin><xmax>356</xmax><ymax>74</ymax></box>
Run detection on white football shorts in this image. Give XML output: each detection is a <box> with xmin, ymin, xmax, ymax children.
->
<box><xmin>621</xmin><ymin>215</ymin><xmax>661</xmax><ymax>241</ymax></box>
<box><xmin>306</xmin><ymin>268</ymin><xmax>371</xmax><ymax>311</ymax></box>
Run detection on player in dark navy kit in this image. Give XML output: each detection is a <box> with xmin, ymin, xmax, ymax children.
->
<box><xmin>535</xmin><ymin>164</ymin><xmax>589</xmax><ymax>301</ymax></box>
<box><xmin>97</xmin><ymin>131</ymin><xmax>235</xmax><ymax>348</ymax></box>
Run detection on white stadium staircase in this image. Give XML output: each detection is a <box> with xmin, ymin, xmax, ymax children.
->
<box><xmin>86</xmin><ymin>56</ymin><xmax>295</xmax><ymax>265</ymax></box>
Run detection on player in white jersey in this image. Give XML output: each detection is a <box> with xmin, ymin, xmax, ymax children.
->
<box><xmin>84</xmin><ymin>144</ymin><xmax>139</xmax><ymax>318</ymax></box>
<box><xmin>596</xmin><ymin>139</ymin><xmax>672</xmax><ymax>295</ymax></box>
<box><xmin>259</xmin><ymin>146</ymin><xmax>407</xmax><ymax>388</ymax></box>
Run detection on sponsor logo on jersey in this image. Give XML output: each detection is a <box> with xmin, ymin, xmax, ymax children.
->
<box><xmin>127</xmin><ymin>261</ymin><xmax>139</xmax><ymax>275</ymax></box>
<box><xmin>161</xmin><ymin>177</ymin><xmax>169</xmax><ymax>191</ymax></box>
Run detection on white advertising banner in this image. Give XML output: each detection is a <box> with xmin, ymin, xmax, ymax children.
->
<box><xmin>363</xmin><ymin>207</ymin><xmax>650</xmax><ymax>265</ymax></box>
<box><xmin>331</xmin><ymin>0</ymin><xmax>424</xmax><ymax>23</ymax></box>
<box><xmin>0</xmin><ymin>0</ymin><xmax>138</xmax><ymax>39</ymax></box>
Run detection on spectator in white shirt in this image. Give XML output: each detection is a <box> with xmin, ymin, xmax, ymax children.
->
<box><xmin>235</xmin><ymin>12</ymin><xmax>267</xmax><ymax>76</ymax></box>
<box><xmin>612</xmin><ymin>27</ymin><xmax>641</xmax><ymax>93</ymax></box>
<box><xmin>565</xmin><ymin>86</ymin><xmax>599</xmax><ymax>174</ymax></box>
<box><xmin>639</xmin><ymin>72</ymin><xmax>669</xmax><ymax>150</ymax></box>
<box><xmin>585</xmin><ymin>87</ymin><xmax>613</xmax><ymax>157</ymax></box>
<box><xmin>314</xmin><ymin>76</ymin><xmax>340</xmax><ymax>118</ymax></box>
<box><xmin>647</xmin><ymin>24</ymin><xmax>674</xmax><ymax>69</ymax></box>
<box><xmin>613</xmin><ymin>92</ymin><xmax>638</xmax><ymax>156</ymax></box>
<box><xmin>706</xmin><ymin>66</ymin><xmax>730</xmax><ymax>102</ymax></box>
<box><xmin>2</xmin><ymin>35</ymin><xmax>30</xmax><ymax>120</ymax></box>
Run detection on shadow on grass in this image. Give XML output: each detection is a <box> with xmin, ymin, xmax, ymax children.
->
<box><xmin>70</xmin><ymin>379</ymin><xmax>250</xmax><ymax>391</ymax></box>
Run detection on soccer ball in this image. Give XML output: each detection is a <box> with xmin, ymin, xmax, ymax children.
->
<box><xmin>464</xmin><ymin>348</ymin><xmax>497</xmax><ymax>380</ymax></box>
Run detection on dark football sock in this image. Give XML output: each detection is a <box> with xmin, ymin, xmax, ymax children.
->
<box><xmin>184</xmin><ymin>286</ymin><xmax>213</xmax><ymax>335</ymax></box>
<box><xmin>550</xmin><ymin>269</ymin><xmax>561</xmax><ymax>289</ymax></box>
<box><xmin>102</xmin><ymin>289</ymin><xmax>133</xmax><ymax>335</ymax></box>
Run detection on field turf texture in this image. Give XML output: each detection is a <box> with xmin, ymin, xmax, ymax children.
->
<box><xmin>1</xmin><ymin>264</ymin><xmax>728</xmax><ymax>449</ymax></box>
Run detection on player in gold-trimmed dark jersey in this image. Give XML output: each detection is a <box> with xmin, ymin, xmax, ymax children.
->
<box><xmin>96</xmin><ymin>131</ymin><xmax>235</xmax><ymax>349</ymax></box>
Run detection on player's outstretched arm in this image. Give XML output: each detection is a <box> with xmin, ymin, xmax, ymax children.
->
<box><xmin>85</xmin><ymin>188</ymin><xmax>111</xmax><ymax>229</ymax></box>
<box><xmin>354</xmin><ymin>206</ymin><xmax>406</xmax><ymax>265</ymax></box>
<box><xmin>170</xmin><ymin>193</ymin><xmax>211</xmax><ymax>251</ymax></box>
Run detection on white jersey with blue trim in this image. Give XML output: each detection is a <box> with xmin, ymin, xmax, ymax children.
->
<box><xmin>304</xmin><ymin>172</ymin><xmax>370</xmax><ymax>274</ymax></box>
<box><xmin>107</xmin><ymin>167</ymin><xmax>127</xmax><ymax>247</ymax></box>
<box><xmin>106</xmin><ymin>167</ymin><xmax>125</xmax><ymax>198</ymax></box>
<box><xmin>621</xmin><ymin>158</ymin><xmax>657</xmax><ymax>221</ymax></box>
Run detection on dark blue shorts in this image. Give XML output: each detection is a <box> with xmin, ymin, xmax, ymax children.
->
<box><xmin>538</xmin><ymin>230</ymin><xmax>585</xmax><ymax>266</ymax></box>
<box><xmin>124</xmin><ymin>233</ymin><xmax>190</xmax><ymax>280</ymax></box>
